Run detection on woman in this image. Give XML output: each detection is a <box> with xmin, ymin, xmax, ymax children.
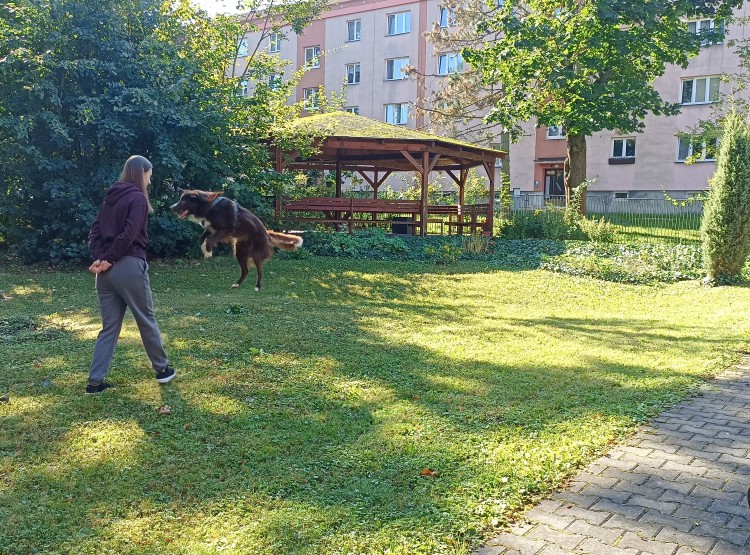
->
<box><xmin>86</xmin><ymin>155</ymin><xmax>175</xmax><ymax>394</ymax></box>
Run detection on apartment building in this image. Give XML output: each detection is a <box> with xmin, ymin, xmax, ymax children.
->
<box><xmin>238</xmin><ymin>1</ymin><xmax>749</xmax><ymax>202</ymax></box>
<box><xmin>509</xmin><ymin>4</ymin><xmax>750</xmax><ymax>206</ymax></box>
<box><xmin>236</xmin><ymin>0</ymin><xmax>504</xmax><ymax>192</ymax></box>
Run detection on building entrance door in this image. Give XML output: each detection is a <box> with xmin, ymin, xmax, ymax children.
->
<box><xmin>544</xmin><ymin>169</ymin><xmax>565</xmax><ymax>198</ymax></box>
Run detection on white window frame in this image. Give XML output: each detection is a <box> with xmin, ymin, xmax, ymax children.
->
<box><xmin>387</xmin><ymin>12</ymin><xmax>411</xmax><ymax>35</ymax></box>
<box><xmin>612</xmin><ymin>137</ymin><xmax>636</xmax><ymax>159</ymax></box>
<box><xmin>438</xmin><ymin>53</ymin><xmax>463</xmax><ymax>75</ymax></box>
<box><xmin>547</xmin><ymin>125</ymin><xmax>565</xmax><ymax>139</ymax></box>
<box><xmin>269</xmin><ymin>32</ymin><xmax>282</xmax><ymax>53</ymax></box>
<box><xmin>238</xmin><ymin>80</ymin><xmax>249</xmax><ymax>97</ymax></box>
<box><xmin>345</xmin><ymin>106</ymin><xmax>360</xmax><ymax>115</ymax></box>
<box><xmin>677</xmin><ymin>135</ymin><xmax>717</xmax><ymax>162</ymax></box>
<box><xmin>385</xmin><ymin>103</ymin><xmax>409</xmax><ymax>125</ymax></box>
<box><xmin>303</xmin><ymin>88</ymin><xmax>319</xmax><ymax>110</ymax></box>
<box><xmin>386</xmin><ymin>57</ymin><xmax>410</xmax><ymax>80</ymax></box>
<box><xmin>346</xmin><ymin>63</ymin><xmax>361</xmax><ymax>85</ymax></box>
<box><xmin>687</xmin><ymin>18</ymin><xmax>723</xmax><ymax>45</ymax></box>
<box><xmin>305</xmin><ymin>46</ymin><xmax>321</xmax><ymax>68</ymax></box>
<box><xmin>439</xmin><ymin>6</ymin><xmax>457</xmax><ymax>28</ymax></box>
<box><xmin>681</xmin><ymin>76</ymin><xmax>720</xmax><ymax>105</ymax></box>
<box><xmin>347</xmin><ymin>19</ymin><xmax>361</xmax><ymax>42</ymax></box>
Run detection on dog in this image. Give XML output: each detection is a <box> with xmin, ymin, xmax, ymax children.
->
<box><xmin>170</xmin><ymin>189</ymin><xmax>302</xmax><ymax>291</ymax></box>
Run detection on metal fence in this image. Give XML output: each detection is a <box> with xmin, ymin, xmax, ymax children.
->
<box><xmin>509</xmin><ymin>192</ymin><xmax>703</xmax><ymax>244</ymax></box>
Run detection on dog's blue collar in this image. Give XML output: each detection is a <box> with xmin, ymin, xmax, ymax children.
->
<box><xmin>210</xmin><ymin>196</ymin><xmax>225</xmax><ymax>209</ymax></box>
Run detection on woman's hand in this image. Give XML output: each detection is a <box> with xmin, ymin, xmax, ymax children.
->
<box><xmin>88</xmin><ymin>260</ymin><xmax>113</xmax><ymax>273</ymax></box>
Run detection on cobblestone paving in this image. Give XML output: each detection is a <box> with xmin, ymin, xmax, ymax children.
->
<box><xmin>475</xmin><ymin>363</ymin><xmax>750</xmax><ymax>555</ymax></box>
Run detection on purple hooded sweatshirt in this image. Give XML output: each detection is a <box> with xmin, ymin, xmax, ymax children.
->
<box><xmin>88</xmin><ymin>182</ymin><xmax>149</xmax><ymax>263</ymax></box>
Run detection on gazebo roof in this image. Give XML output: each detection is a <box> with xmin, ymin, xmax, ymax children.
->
<box><xmin>275</xmin><ymin>111</ymin><xmax>505</xmax><ymax>172</ymax></box>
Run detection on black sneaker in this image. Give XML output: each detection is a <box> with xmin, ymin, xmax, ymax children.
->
<box><xmin>85</xmin><ymin>381</ymin><xmax>114</xmax><ymax>395</ymax></box>
<box><xmin>155</xmin><ymin>365</ymin><xmax>176</xmax><ymax>384</ymax></box>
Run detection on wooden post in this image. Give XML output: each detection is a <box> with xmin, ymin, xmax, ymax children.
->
<box><xmin>484</xmin><ymin>161</ymin><xmax>495</xmax><ymax>236</ymax></box>
<box><xmin>421</xmin><ymin>151</ymin><xmax>429</xmax><ymax>237</ymax></box>
<box><xmin>335</xmin><ymin>161</ymin><xmax>342</xmax><ymax>229</ymax></box>
<box><xmin>458</xmin><ymin>168</ymin><xmax>467</xmax><ymax>235</ymax></box>
<box><xmin>275</xmin><ymin>148</ymin><xmax>283</xmax><ymax>220</ymax></box>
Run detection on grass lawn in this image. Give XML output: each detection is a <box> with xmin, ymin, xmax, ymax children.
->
<box><xmin>590</xmin><ymin>212</ymin><xmax>702</xmax><ymax>244</ymax></box>
<box><xmin>2</xmin><ymin>254</ymin><xmax>750</xmax><ymax>554</ymax></box>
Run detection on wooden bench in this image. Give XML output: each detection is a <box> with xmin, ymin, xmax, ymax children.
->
<box><xmin>283</xmin><ymin>197</ymin><xmax>422</xmax><ymax>233</ymax></box>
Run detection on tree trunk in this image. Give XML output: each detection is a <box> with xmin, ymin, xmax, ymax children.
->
<box><xmin>564</xmin><ymin>132</ymin><xmax>587</xmax><ymax>216</ymax></box>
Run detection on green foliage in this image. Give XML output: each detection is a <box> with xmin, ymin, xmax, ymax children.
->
<box><xmin>541</xmin><ymin>242</ymin><xmax>703</xmax><ymax>284</ymax></box>
<box><xmin>500</xmin><ymin>209</ymin><xmax>581</xmax><ymax>240</ymax></box>
<box><xmin>701</xmin><ymin>110</ymin><xmax>750</xmax><ymax>284</ymax></box>
<box><xmin>577</xmin><ymin>217</ymin><xmax>617</xmax><ymax>243</ymax></box>
<box><xmin>463</xmin><ymin>0</ymin><xmax>742</xmax><ymax>196</ymax></box>
<box><xmin>424</xmin><ymin>243</ymin><xmax>462</xmax><ymax>264</ymax></box>
<box><xmin>302</xmin><ymin>228</ymin><xmax>409</xmax><ymax>259</ymax></box>
<box><xmin>0</xmin><ymin>0</ymin><xmax>325</xmax><ymax>263</ymax></box>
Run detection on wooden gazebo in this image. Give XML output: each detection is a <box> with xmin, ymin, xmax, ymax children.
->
<box><xmin>272</xmin><ymin>111</ymin><xmax>506</xmax><ymax>236</ymax></box>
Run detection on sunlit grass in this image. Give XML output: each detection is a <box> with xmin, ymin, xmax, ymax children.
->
<box><xmin>1</xmin><ymin>254</ymin><xmax>750</xmax><ymax>554</ymax></box>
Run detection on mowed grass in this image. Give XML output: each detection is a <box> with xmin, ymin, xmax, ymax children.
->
<box><xmin>2</xmin><ymin>254</ymin><xmax>750</xmax><ymax>554</ymax></box>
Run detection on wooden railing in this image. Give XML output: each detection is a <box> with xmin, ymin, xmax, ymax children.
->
<box><xmin>282</xmin><ymin>197</ymin><xmax>490</xmax><ymax>234</ymax></box>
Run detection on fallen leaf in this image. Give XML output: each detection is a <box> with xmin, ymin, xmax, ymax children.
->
<box><xmin>420</xmin><ymin>468</ymin><xmax>438</xmax><ymax>478</ymax></box>
<box><xmin>158</xmin><ymin>404</ymin><xmax>171</xmax><ymax>415</ymax></box>
<box><xmin>183</xmin><ymin>423</ymin><xmax>191</xmax><ymax>430</ymax></box>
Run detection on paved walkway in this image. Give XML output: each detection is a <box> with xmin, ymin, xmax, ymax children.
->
<box><xmin>476</xmin><ymin>363</ymin><xmax>750</xmax><ymax>555</ymax></box>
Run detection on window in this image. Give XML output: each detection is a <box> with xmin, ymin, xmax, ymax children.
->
<box><xmin>237</xmin><ymin>39</ymin><xmax>248</xmax><ymax>57</ymax></box>
<box><xmin>547</xmin><ymin>125</ymin><xmax>565</xmax><ymax>139</ymax></box>
<box><xmin>346</xmin><ymin>63</ymin><xmax>361</xmax><ymax>85</ymax></box>
<box><xmin>303</xmin><ymin>88</ymin><xmax>319</xmax><ymax>110</ymax></box>
<box><xmin>612</xmin><ymin>138</ymin><xmax>636</xmax><ymax>158</ymax></box>
<box><xmin>269</xmin><ymin>32</ymin><xmax>282</xmax><ymax>53</ymax></box>
<box><xmin>347</xmin><ymin>19</ymin><xmax>361</xmax><ymax>42</ymax></box>
<box><xmin>438</xmin><ymin>53</ymin><xmax>463</xmax><ymax>75</ymax></box>
<box><xmin>439</xmin><ymin>6</ymin><xmax>457</xmax><ymax>28</ymax></box>
<box><xmin>238</xmin><ymin>80</ymin><xmax>248</xmax><ymax>97</ymax></box>
<box><xmin>494</xmin><ymin>157</ymin><xmax>502</xmax><ymax>168</ymax></box>
<box><xmin>386</xmin><ymin>57</ymin><xmax>410</xmax><ymax>80</ymax></box>
<box><xmin>345</xmin><ymin>106</ymin><xmax>360</xmax><ymax>115</ymax></box>
<box><xmin>681</xmin><ymin>76</ymin><xmax>720</xmax><ymax>104</ymax></box>
<box><xmin>387</xmin><ymin>12</ymin><xmax>411</xmax><ymax>35</ymax></box>
<box><xmin>677</xmin><ymin>135</ymin><xmax>717</xmax><ymax>162</ymax></box>
<box><xmin>305</xmin><ymin>46</ymin><xmax>321</xmax><ymax>68</ymax></box>
<box><xmin>614</xmin><ymin>192</ymin><xmax>628</xmax><ymax>199</ymax></box>
<box><xmin>385</xmin><ymin>103</ymin><xmax>409</xmax><ymax>124</ymax></box>
<box><xmin>687</xmin><ymin>18</ymin><xmax>723</xmax><ymax>45</ymax></box>
<box><xmin>268</xmin><ymin>73</ymin><xmax>282</xmax><ymax>89</ymax></box>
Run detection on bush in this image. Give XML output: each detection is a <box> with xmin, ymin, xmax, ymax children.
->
<box><xmin>500</xmin><ymin>209</ymin><xmax>580</xmax><ymax>240</ymax></box>
<box><xmin>701</xmin><ymin>111</ymin><xmax>750</xmax><ymax>284</ymax></box>
<box><xmin>578</xmin><ymin>217</ymin><xmax>617</xmax><ymax>243</ymax></box>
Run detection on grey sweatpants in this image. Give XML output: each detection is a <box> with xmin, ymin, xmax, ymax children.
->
<box><xmin>88</xmin><ymin>256</ymin><xmax>169</xmax><ymax>384</ymax></box>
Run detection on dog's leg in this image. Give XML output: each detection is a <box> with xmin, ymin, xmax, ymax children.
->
<box><xmin>232</xmin><ymin>241</ymin><xmax>250</xmax><ymax>289</ymax></box>
<box><xmin>199</xmin><ymin>231</ymin><xmax>212</xmax><ymax>259</ymax></box>
<box><xmin>252</xmin><ymin>252</ymin><xmax>264</xmax><ymax>292</ymax></box>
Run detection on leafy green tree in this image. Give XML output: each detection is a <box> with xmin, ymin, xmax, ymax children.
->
<box><xmin>462</xmin><ymin>0</ymin><xmax>742</xmax><ymax>209</ymax></box>
<box><xmin>701</xmin><ymin>110</ymin><xmax>750</xmax><ymax>283</ymax></box>
<box><xmin>0</xmin><ymin>0</ymin><xmax>325</xmax><ymax>262</ymax></box>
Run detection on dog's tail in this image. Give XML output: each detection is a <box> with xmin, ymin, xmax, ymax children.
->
<box><xmin>268</xmin><ymin>231</ymin><xmax>304</xmax><ymax>251</ymax></box>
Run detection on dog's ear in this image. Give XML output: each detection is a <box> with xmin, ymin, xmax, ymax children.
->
<box><xmin>177</xmin><ymin>188</ymin><xmax>186</xmax><ymax>195</ymax></box>
<box><xmin>206</xmin><ymin>191</ymin><xmax>223</xmax><ymax>201</ymax></box>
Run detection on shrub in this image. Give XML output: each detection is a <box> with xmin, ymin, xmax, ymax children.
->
<box><xmin>701</xmin><ymin>111</ymin><xmax>750</xmax><ymax>284</ymax></box>
<box><xmin>578</xmin><ymin>217</ymin><xmax>617</xmax><ymax>243</ymax></box>
<box><xmin>501</xmin><ymin>209</ymin><xmax>579</xmax><ymax>240</ymax></box>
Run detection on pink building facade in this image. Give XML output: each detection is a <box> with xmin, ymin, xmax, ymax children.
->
<box><xmin>509</xmin><ymin>4</ymin><xmax>750</xmax><ymax>205</ymax></box>
<box><xmin>238</xmin><ymin>1</ymin><xmax>750</xmax><ymax>201</ymax></box>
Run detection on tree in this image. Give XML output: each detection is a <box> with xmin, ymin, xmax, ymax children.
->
<box><xmin>0</xmin><ymin>0</ymin><xmax>326</xmax><ymax>262</ymax></box>
<box><xmin>701</xmin><ymin>110</ymin><xmax>750</xmax><ymax>283</ymax></box>
<box><xmin>461</xmin><ymin>0</ymin><xmax>743</xmax><ymax>208</ymax></box>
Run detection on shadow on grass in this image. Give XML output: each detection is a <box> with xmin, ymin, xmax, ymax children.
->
<box><xmin>0</xmin><ymin>257</ymin><xmax>747</xmax><ymax>553</ymax></box>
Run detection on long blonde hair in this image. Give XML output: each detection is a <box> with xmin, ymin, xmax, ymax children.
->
<box><xmin>119</xmin><ymin>155</ymin><xmax>154</xmax><ymax>214</ymax></box>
